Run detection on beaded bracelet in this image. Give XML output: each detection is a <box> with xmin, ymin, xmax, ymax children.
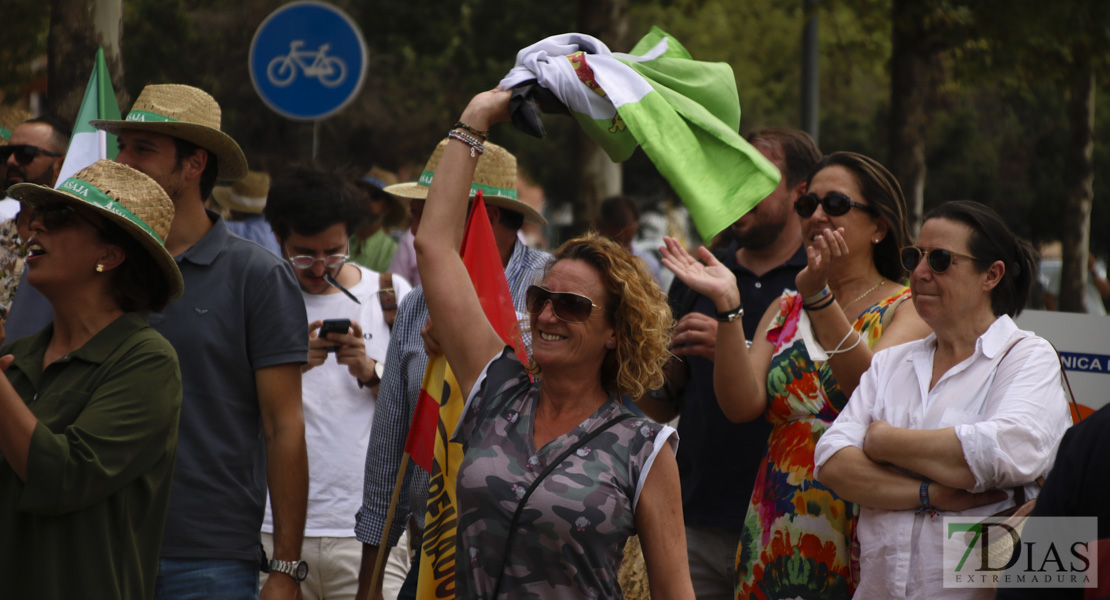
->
<box><xmin>453</xmin><ymin>120</ymin><xmax>489</xmax><ymax>140</ymax></box>
<box><xmin>802</xmin><ymin>285</ymin><xmax>832</xmax><ymax>306</ymax></box>
<box><xmin>802</xmin><ymin>293</ymin><xmax>836</xmax><ymax>311</ymax></box>
<box><xmin>918</xmin><ymin>479</ymin><xmax>937</xmax><ymax>517</ymax></box>
<box><xmin>447</xmin><ymin>129</ymin><xmax>485</xmax><ymax>157</ymax></box>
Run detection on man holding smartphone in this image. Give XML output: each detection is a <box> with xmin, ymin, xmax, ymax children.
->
<box><xmin>264</xmin><ymin>165</ymin><xmax>412</xmax><ymax>600</ymax></box>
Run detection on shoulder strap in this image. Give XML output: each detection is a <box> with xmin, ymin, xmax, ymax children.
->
<box><xmin>490</xmin><ymin>412</ymin><xmax>635</xmax><ymax>598</ymax></box>
<box><xmin>378</xmin><ymin>272</ymin><xmax>397</xmax><ymax>329</ymax></box>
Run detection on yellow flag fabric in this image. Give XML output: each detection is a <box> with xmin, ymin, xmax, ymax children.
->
<box><xmin>415</xmin><ymin>354</ymin><xmax>464</xmax><ymax>599</ymax></box>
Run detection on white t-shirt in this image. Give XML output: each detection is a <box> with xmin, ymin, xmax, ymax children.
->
<box><xmin>262</xmin><ymin>264</ymin><xmax>412</xmax><ymax>537</ymax></box>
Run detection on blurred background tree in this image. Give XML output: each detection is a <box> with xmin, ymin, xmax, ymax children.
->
<box><xmin>2</xmin><ymin>0</ymin><xmax>1107</xmax><ymax>310</ymax></box>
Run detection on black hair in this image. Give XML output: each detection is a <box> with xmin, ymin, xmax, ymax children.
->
<box><xmin>264</xmin><ymin>164</ymin><xmax>369</xmax><ymax>241</ymax></box>
<box><xmin>171</xmin><ymin>137</ymin><xmax>219</xmax><ymax>200</ymax></box>
<box><xmin>745</xmin><ymin>127</ymin><xmax>821</xmax><ymax>188</ymax></box>
<box><xmin>807</xmin><ymin>152</ymin><xmax>912</xmax><ymax>283</ymax></box>
<box><xmin>25</xmin><ymin>115</ymin><xmax>72</xmax><ymax>153</ymax></box>
<box><xmin>96</xmin><ymin>220</ymin><xmax>172</xmax><ymax>313</ymax></box>
<box><xmin>597</xmin><ymin>196</ymin><xmax>640</xmax><ymax>239</ymax></box>
<box><xmin>922</xmin><ymin>200</ymin><xmax>1037</xmax><ymax>317</ymax></box>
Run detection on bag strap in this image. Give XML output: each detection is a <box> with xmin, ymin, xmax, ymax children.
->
<box><xmin>1050</xmin><ymin>344</ymin><xmax>1082</xmax><ymax>423</ymax></box>
<box><xmin>490</xmin><ymin>412</ymin><xmax>635</xmax><ymax>598</ymax></box>
<box><xmin>378</xmin><ymin>272</ymin><xmax>397</xmax><ymax>330</ymax></box>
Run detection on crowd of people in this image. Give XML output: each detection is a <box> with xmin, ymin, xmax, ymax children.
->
<box><xmin>0</xmin><ymin>73</ymin><xmax>1104</xmax><ymax>600</ymax></box>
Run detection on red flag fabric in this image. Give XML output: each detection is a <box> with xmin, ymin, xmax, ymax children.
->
<box><xmin>405</xmin><ymin>390</ymin><xmax>441</xmax><ymax>472</ymax></box>
<box><xmin>460</xmin><ymin>191</ymin><xmax>528</xmax><ymax>364</ymax></box>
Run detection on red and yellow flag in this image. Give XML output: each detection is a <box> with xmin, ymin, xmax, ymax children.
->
<box><xmin>409</xmin><ymin>191</ymin><xmax>525</xmax><ymax>599</ymax></box>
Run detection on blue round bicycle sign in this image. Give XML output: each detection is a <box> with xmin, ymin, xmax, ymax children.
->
<box><xmin>249</xmin><ymin>1</ymin><xmax>367</xmax><ymax>121</ymax></box>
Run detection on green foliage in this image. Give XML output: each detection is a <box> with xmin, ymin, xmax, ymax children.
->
<box><xmin>0</xmin><ymin>0</ymin><xmax>49</xmax><ymax>102</ymax></box>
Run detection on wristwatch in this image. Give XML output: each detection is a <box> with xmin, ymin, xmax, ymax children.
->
<box><xmin>268</xmin><ymin>558</ymin><xmax>309</xmax><ymax>582</ymax></box>
<box><xmin>715</xmin><ymin>303</ymin><xmax>744</xmax><ymax>322</ymax></box>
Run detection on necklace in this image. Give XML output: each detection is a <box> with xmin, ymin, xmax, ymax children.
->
<box><xmin>842</xmin><ymin>278</ymin><xmax>885</xmax><ymax>313</ymax></box>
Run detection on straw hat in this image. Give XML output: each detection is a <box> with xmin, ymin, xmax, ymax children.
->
<box><xmin>383</xmin><ymin>139</ymin><xmax>547</xmax><ymax>225</ymax></box>
<box><xmin>212</xmin><ymin>170</ymin><xmax>270</xmax><ymax>214</ymax></box>
<box><xmin>357</xmin><ymin>166</ymin><xmax>408</xmax><ymax>229</ymax></box>
<box><xmin>9</xmin><ymin>159</ymin><xmax>184</xmax><ymax>298</ymax></box>
<box><xmin>0</xmin><ymin>106</ymin><xmax>32</xmax><ymax>144</ymax></box>
<box><xmin>91</xmin><ymin>84</ymin><xmax>248</xmax><ymax>182</ymax></box>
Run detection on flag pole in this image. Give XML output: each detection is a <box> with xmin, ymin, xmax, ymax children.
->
<box><xmin>370</xmin><ymin>452</ymin><xmax>411</xmax><ymax>594</ymax></box>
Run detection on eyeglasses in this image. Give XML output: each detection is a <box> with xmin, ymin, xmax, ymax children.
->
<box><xmin>900</xmin><ymin>246</ymin><xmax>979</xmax><ymax>273</ymax></box>
<box><xmin>29</xmin><ymin>203</ymin><xmax>109</xmax><ymax>234</ymax></box>
<box><xmin>287</xmin><ymin>252</ymin><xmax>348</xmax><ymax>270</ymax></box>
<box><xmin>1</xmin><ymin>144</ymin><xmax>63</xmax><ymax>165</ymax></box>
<box><xmin>794</xmin><ymin>192</ymin><xmax>879</xmax><ymax>218</ymax></box>
<box><xmin>526</xmin><ymin>285</ymin><xmax>601</xmax><ymax>324</ymax></box>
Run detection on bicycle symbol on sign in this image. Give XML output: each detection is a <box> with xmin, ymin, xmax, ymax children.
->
<box><xmin>267</xmin><ymin>40</ymin><xmax>347</xmax><ymax>88</ymax></box>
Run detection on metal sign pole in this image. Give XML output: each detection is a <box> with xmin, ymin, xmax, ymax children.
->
<box><xmin>313</xmin><ymin>120</ymin><xmax>319</xmax><ymax>162</ymax></box>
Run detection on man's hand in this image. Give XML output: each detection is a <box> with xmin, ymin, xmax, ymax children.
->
<box><xmin>329</xmin><ymin>319</ymin><xmax>377</xmax><ymax>384</ymax></box>
<box><xmin>303</xmin><ymin>321</ymin><xmax>330</xmax><ymax>373</ymax></box>
<box><xmin>670</xmin><ymin>312</ymin><xmax>719</xmax><ymax>361</ymax></box>
<box><xmin>260</xmin><ymin>570</ymin><xmax>303</xmax><ymax>600</ymax></box>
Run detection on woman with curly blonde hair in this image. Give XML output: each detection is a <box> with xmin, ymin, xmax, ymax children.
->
<box><xmin>415</xmin><ymin>89</ymin><xmax>693</xmax><ymax>600</ymax></box>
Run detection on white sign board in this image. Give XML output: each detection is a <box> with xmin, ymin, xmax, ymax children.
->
<box><xmin>1015</xmin><ymin>309</ymin><xmax>1110</xmax><ymax>414</ymax></box>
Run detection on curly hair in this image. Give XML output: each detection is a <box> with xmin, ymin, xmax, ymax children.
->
<box><xmin>528</xmin><ymin>233</ymin><xmax>673</xmax><ymax>399</ymax></box>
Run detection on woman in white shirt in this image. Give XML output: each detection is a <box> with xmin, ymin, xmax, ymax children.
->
<box><xmin>814</xmin><ymin>200</ymin><xmax>1072</xmax><ymax>600</ymax></box>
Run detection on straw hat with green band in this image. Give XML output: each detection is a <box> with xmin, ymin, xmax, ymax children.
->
<box><xmin>0</xmin><ymin>106</ymin><xmax>32</xmax><ymax>145</ymax></box>
<box><xmin>9</xmin><ymin>159</ymin><xmax>184</xmax><ymax>298</ymax></box>
<box><xmin>383</xmin><ymin>139</ymin><xmax>547</xmax><ymax>225</ymax></box>
<box><xmin>91</xmin><ymin>84</ymin><xmax>248</xmax><ymax>182</ymax></box>
<box><xmin>213</xmin><ymin>170</ymin><xmax>271</xmax><ymax>214</ymax></box>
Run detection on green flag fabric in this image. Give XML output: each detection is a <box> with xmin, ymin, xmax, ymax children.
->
<box><xmin>55</xmin><ymin>47</ymin><xmax>122</xmax><ymax>187</ymax></box>
<box><xmin>499</xmin><ymin>27</ymin><xmax>780</xmax><ymax>242</ymax></box>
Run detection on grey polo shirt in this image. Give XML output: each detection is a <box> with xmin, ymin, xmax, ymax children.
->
<box><xmin>154</xmin><ymin>212</ymin><xmax>307</xmax><ymax>562</ymax></box>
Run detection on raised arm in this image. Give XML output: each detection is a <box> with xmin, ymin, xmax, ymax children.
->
<box><xmin>660</xmin><ymin>237</ymin><xmax>773</xmax><ymax>422</ymax></box>
<box><xmin>414</xmin><ymin>90</ymin><xmax>513</xmax><ymax>398</ymax></box>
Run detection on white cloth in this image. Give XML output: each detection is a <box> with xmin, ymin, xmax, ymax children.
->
<box><xmin>262</xmin><ymin>264</ymin><xmax>412</xmax><ymax>537</ymax></box>
<box><xmin>814</xmin><ymin>315</ymin><xmax>1072</xmax><ymax>600</ymax></box>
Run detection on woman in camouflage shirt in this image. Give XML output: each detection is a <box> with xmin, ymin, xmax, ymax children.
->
<box><xmin>415</xmin><ymin>89</ymin><xmax>694</xmax><ymax>599</ymax></box>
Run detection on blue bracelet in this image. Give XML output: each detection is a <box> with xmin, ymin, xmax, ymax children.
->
<box><xmin>918</xmin><ymin>479</ymin><xmax>937</xmax><ymax>517</ymax></box>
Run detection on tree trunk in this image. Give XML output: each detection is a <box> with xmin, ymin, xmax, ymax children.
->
<box><xmin>47</xmin><ymin>0</ymin><xmax>126</xmax><ymax>123</ymax></box>
<box><xmin>572</xmin><ymin>0</ymin><xmax>628</xmax><ymax>236</ymax></box>
<box><xmin>1058</xmin><ymin>65</ymin><xmax>1096</xmax><ymax>313</ymax></box>
<box><xmin>887</xmin><ymin>0</ymin><xmax>932</xmax><ymax>235</ymax></box>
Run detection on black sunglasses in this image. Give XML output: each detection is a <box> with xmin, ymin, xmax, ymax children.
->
<box><xmin>794</xmin><ymin>192</ymin><xmax>879</xmax><ymax>218</ymax></box>
<box><xmin>901</xmin><ymin>246</ymin><xmax>979</xmax><ymax>273</ymax></box>
<box><xmin>29</xmin><ymin>203</ymin><xmax>109</xmax><ymax>234</ymax></box>
<box><xmin>1</xmin><ymin>144</ymin><xmax>62</xmax><ymax>165</ymax></box>
<box><xmin>526</xmin><ymin>285</ymin><xmax>601</xmax><ymax>324</ymax></box>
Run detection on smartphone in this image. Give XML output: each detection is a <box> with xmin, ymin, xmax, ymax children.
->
<box><xmin>318</xmin><ymin>318</ymin><xmax>351</xmax><ymax>352</ymax></box>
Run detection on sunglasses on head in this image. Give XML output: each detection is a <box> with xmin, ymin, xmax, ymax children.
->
<box><xmin>29</xmin><ymin>203</ymin><xmax>109</xmax><ymax>234</ymax></box>
<box><xmin>794</xmin><ymin>192</ymin><xmax>879</xmax><ymax>218</ymax></box>
<box><xmin>526</xmin><ymin>285</ymin><xmax>601</xmax><ymax>324</ymax></box>
<box><xmin>1</xmin><ymin>144</ymin><xmax>62</xmax><ymax>165</ymax></box>
<box><xmin>900</xmin><ymin>246</ymin><xmax>979</xmax><ymax>273</ymax></box>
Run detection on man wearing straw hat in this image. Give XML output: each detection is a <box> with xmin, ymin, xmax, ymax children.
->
<box><xmin>213</xmin><ymin>170</ymin><xmax>282</xmax><ymax>256</ymax></box>
<box><xmin>89</xmin><ymin>84</ymin><xmax>310</xmax><ymax>600</ymax></box>
<box><xmin>354</xmin><ymin>138</ymin><xmax>549</xmax><ymax>600</ymax></box>
<box><xmin>348</xmin><ymin>166</ymin><xmax>407</xmax><ymax>274</ymax></box>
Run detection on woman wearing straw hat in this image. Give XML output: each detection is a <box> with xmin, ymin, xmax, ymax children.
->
<box><xmin>415</xmin><ymin>89</ymin><xmax>693</xmax><ymax>599</ymax></box>
<box><xmin>0</xmin><ymin>159</ymin><xmax>183</xmax><ymax>599</ymax></box>
<box><xmin>814</xmin><ymin>201</ymin><xmax>1072</xmax><ymax>600</ymax></box>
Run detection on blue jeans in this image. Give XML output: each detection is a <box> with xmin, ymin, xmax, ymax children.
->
<box><xmin>155</xmin><ymin>558</ymin><xmax>260</xmax><ymax>600</ymax></box>
<box><xmin>397</xmin><ymin>551</ymin><xmax>420</xmax><ymax>600</ymax></box>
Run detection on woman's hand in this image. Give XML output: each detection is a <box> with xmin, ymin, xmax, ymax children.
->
<box><xmin>796</xmin><ymin>227</ymin><xmax>847</xmax><ymax>298</ymax></box>
<box><xmin>928</xmin><ymin>481</ymin><xmax>1008</xmax><ymax>512</ymax></box>
<box><xmin>458</xmin><ymin>89</ymin><xmax>512</xmax><ymax>133</ymax></box>
<box><xmin>660</xmin><ymin>237</ymin><xmax>740</xmax><ymax>311</ymax></box>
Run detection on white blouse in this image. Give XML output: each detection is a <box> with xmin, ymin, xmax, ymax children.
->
<box><xmin>814</xmin><ymin>315</ymin><xmax>1072</xmax><ymax>600</ymax></box>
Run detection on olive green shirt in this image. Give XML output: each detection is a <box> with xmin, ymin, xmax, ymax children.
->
<box><xmin>0</xmin><ymin>312</ymin><xmax>181</xmax><ymax>600</ymax></box>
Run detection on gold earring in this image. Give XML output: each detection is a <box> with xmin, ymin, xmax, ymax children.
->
<box><xmin>96</xmin><ymin>264</ymin><xmax>104</xmax><ymax>273</ymax></box>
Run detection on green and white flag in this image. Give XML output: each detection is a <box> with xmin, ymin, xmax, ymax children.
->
<box><xmin>500</xmin><ymin>27</ymin><xmax>780</xmax><ymax>242</ymax></box>
<box><xmin>55</xmin><ymin>47</ymin><xmax>121</xmax><ymax>187</ymax></box>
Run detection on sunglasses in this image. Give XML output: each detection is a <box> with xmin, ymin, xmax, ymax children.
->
<box><xmin>1</xmin><ymin>144</ymin><xmax>63</xmax><ymax>165</ymax></box>
<box><xmin>29</xmin><ymin>203</ymin><xmax>109</xmax><ymax>234</ymax></box>
<box><xmin>526</xmin><ymin>285</ymin><xmax>601</xmax><ymax>324</ymax></box>
<box><xmin>794</xmin><ymin>192</ymin><xmax>879</xmax><ymax>218</ymax></box>
<box><xmin>900</xmin><ymin>246</ymin><xmax>979</xmax><ymax>273</ymax></box>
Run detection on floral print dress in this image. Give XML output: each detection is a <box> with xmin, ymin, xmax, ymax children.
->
<box><xmin>735</xmin><ymin>287</ymin><xmax>911</xmax><ymax>600</ymax></box>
